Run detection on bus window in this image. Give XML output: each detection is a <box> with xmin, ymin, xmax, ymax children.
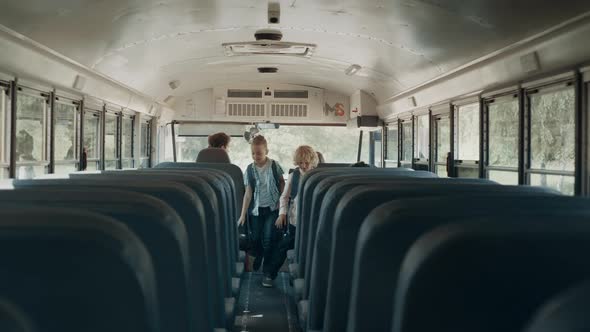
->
<box><xmin>454</xmin><ymin>102</ymin><xmax>480</xmax><ymax>178</ymax></box>
<box><xmin>121</xmin><ymin>116</ymin><xmax>134</xmax><ymax>169</ymax></box>
<box><xmin>528</xmin><ymin>86</ymin><xmax>575</xmax><ymax>195</ymax></box>
<box><xmin>104</xmin><ymin>114</ymin><xmax>119</xmax><ymax>169</ymax></box>
<box><xmin>83</xmin><ymin>111</ymin><xmax>101</xmax><ymax>171</ymax></box>
<box><xmin>385</xmin><ymin>122</ymin><xmax>398</xmax><ymax>168</ymax></box>
<box><xmin>53</xmin><ymin>101</ymin><xmax>78</xmax><ymax>175</ymax></box>
<box><xmin>15</xmin><ymin>90</ymin><xmax>48</xmax><ymax>179</ymax></box>
<box><xmin>140</xmin><ymin>120</ymin><xmax>151</xmax><ymax>168</ymax></box>
<box><xmin>415</xmin><ymin>114</ymin><xmax>429</xmax><ymax>161</ymax></box>
<box><xmin>0</xmin><ymin>85</ymin><xmax>7</xmax><ymax>179</ymax></box>
<box><xmin>456</xmin><ymin>103</ymin><xmax>480</xmax><ymax>161</ymax></box>
<box><xmin>401</xmin><ymin>120</ymin><xmax>412</xmax><ymax>166</ymax></box>
<box><xmin>434</xmin><ymin>117</ymin><xmax>450</xmax><ymax>177</ymax></box>
<box><xmin>176</xmin><ymin>125</ymin><xmax>360</xmax><ymax>171</ymax></box>
<box><xmin>486</xmin><ymin>95</ymin><xmax>519</xmax><ymax>184</ymax></box>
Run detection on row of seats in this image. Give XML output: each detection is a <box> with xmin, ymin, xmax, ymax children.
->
<box><xmin>287</xmin><ymin>166</ymin><xmax>590</xmax><ymax>332</ymax></box>
<box><xmin>0</xmin><ymin>162</ymin><xmax>246</xmax><ymax>332</ymax></box>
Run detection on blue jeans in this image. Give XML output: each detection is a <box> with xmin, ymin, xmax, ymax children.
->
<box><xmin>250</xmin><ymin>207</ymin><xmax>280</xmax><ymax>278</ymax></box>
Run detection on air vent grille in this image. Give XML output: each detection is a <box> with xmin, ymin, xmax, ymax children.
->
<box><xmin>270</xmin><ymin>104</ymin><xmax>308</xmax><ymax>118</ymax></box>
<box><xmin>227</xmin><ymin>103</ymin><xmax>265</xmax><ymax>117</ymax></box>
<box><xmin>274</xmin><ymin>90</ymin><xmax>308</xmax><ymax>99</ymax></box>
<box><xmin>227</xmin><ymin>89</ymin><xmax>263</xmax><ymax>98</ymax></box>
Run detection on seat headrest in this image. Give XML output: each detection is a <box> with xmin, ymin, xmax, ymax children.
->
<box><xmin>196</xmin><ymin>148</ymin><xmax>231</xmax><ymax>163</ymax></box>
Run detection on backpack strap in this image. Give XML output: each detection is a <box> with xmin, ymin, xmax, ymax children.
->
<box><xmin>271</xmin><ymin>160</ymin><xmax>281</xmax><ymax>190</ymax></box>
<box><xmin>247</xmin><ymin>163</ymin><xmax>256</xmax><ymax>193</ymax></box>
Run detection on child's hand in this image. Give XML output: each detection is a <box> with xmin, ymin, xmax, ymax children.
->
<box><xmin>238</xmin><ymin>215</ymin><xmax>246</xmax><ymax>226</ymax></box>
<box><xmin>275</xmin><ymin>214</ymin><xmax>287</xmax><ymax>229</ymax></box>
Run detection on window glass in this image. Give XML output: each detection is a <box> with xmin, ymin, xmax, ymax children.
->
<box><xmin>177</xmin><ymin>125</ymin><xmax>360</xmax><ymax>171</ymax></box>
<box><xmin>415</xmin><ymin>114</ymin><xmax>429</xmax><ymax>160</ymax></box>
<box><xmin>105</xmin><ymin>160</ymin><xmax>117</xmax><ymax>170</ymax></box>
<box><xmin>488</xmin><ymin>99</ymin><xmax>518</xmax><ymax>167</ymax></box>
<box><xmin>83</xmin><ymin>112</ymin><xmax>100</xmax><ymax>160</ymax></box>
<box><xmin>402</xmin><ymin>121</ymin><xmax>412</xmax><ymax>162</ymax></box>
<box><xmin>530</xmin><ymin>87</ymin><xmax>575</xmax><ymax>172</ymax></box>
<box><xmin>436</xmin><ymin>165</ymin><xmax>448</xmax><ymax>178</ymax></box>
<box><xmin>17</xmin><ymin>165</ymin><xmax>45</xmax><ymax>179</ymax></box>
<box><xmin>488</xmin><ymin>170</ymin><xmax>518</xmax><ymax>185</ymax></box>
<box><xmin>386</xmin><ymin>125</ymin><xmax>398</xmax><ymax>163</ymax></box>
<box><xmin>530</xmin><ymin>173</ymin><xmax>574</xmax><ymax>196</ymax></box>
<box><xmin>374</xmin><ymin>131</ymin><xmax>382</xmax><ymax>167</ymax></box>
<box><xmin>105</xmin><ymin>115</ymin><xmax>117</xmax><ymax>160</ymax></box>
<box><xmin>54</xmin><ymin>164</ymin><xmax>77</xmax><ymax>175</ymax></box>
<box><xmin>16</xmin><ymin>92</ymin><xmax>46</xmax><ymax>163</ymax></box>
<box><xmin>0</xmin><ymin>167</ymin><xmax>8</xmax><ymax>179</ymax></box>
<box><xmin>456</xmin><ymin>103</ymin><xmax>480</xmax><ymax>161</ymax></box>
<box><xmin>0</xmin><ymin>87</ymin><xmax>5</xmax><ymax>163</ymax></box>
<box><xmin>86</xmin><ymin>161</ymin><xmax>98</xmax><ymax>171</ymax></box>
<box><xmin>54</xmin><ymin>102</ymin><xmax>77</xmax><ymax>161</ymax></box>
<box><xmin>141</xmin><ymin>122</ymin><xmax>149</xmax><ymax>158</ymax></box>
<box><xmin>456</xmin><ymin>167</ymin><xmax>479</xmax><ymax>179</ymax></box>
<box><xmin>436</xmin><ymin>118</ymin><xmax>450</xmax><ymax>163</ymax></box>
<box><xmin>360</xmin><ymin>130</ymin><xmax>370</xmax><ymax>164</ymax></box>
<box><xmin>122</xmin><ymin>117</ymin><xmax>133</xmax><ymax>159</ymax></box>
<box><xmin>121</xmin><ymin>159</ymin><xmax>133</xmax><ymax>169</ymax></box>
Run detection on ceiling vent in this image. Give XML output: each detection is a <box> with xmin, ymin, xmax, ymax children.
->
<box><xmin>223</xmin><ymin>37</ymin><xmax>315</xmax><ymax>57</ymax></box>
<box><xmin>227</xmin><ymin>89</ymin><xmax>263</xmax><ymax>98</ymax></box>
<box><xmin>227</xmin><ymin>103</ymin><xmax>266</xmax><ymax>117</ymax></box>
<box><xmin>258</xmin><ymin>67</ymin><xmax>278</xmax><ymax>73</ymax></box>
<box><xmin>270</xmin><ymin>103</ymin><xmax>308</xmax><ymax>118</ymax></box>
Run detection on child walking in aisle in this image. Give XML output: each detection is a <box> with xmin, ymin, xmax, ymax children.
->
<box><xmin>238</xmin><ymin>135</ymin><xmax>285</xmax><ymax>287</ymax></box>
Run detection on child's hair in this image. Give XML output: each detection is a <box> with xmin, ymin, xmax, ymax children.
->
<box><xmin>294</xmin><ymin>145</ymin><xmax>318</xmax><ymax>167</ymax></box>
<box><xmin>251</xmin><ymin>135</ymin><xmax>268</xmax><ymax>148</ymax></box>
<box><xmin>208</xmin><ymin>132</ymin><xmax>231</xmax><ymax>148</ymax></box>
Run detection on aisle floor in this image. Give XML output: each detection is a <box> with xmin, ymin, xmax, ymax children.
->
<box><xmin>233</xmin><ymin>272</ymin><xmax>301</xmax><ymax>332</ymax></box>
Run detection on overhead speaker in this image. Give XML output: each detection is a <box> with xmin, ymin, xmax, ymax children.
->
<box><xmin>73</xmin><ymin>75</ymin><xmax>86</xmax><ymax>90</ymax></box>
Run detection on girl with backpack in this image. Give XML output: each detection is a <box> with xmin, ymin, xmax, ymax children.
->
<box><xmin>272</xmin><ymin>145</ymin><xmax>319</xmax><ymax>284</ymax></box>
<box><xmin>238</xmin><ymin>135</ymin><xmax>285</xmax><ymax>287</ymax></box>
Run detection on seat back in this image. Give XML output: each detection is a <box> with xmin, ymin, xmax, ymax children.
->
<box><xmin>0</xmin><ymin>187</ymin><xmax>202</xmax><ymax>332</ymax></box>
<box><xmin>295</xmin><ymin>168</ymin><xmax>431</xmax><ymax>263</ymax></box>
<box><xmin>154</xmin><ymin>162</ymin><xmax>245</xmax><ymax>214</ymax></box>
<box><xmin>0</xmin><ymin>207</ymin><xmax>158</xmax><ymax>332</ymax></box>
<box><xmin>319</xmin><ymin>181</ymin><xmax>554</xmax><ymax>332</ymax></box>
<box><xmin>523</xmin><ymin>281</ymin><xmax>590</xmax><ymax>332</ymax></box>
<box><xmin>0</xmin><ymin>299</ymin><xmax>37</xmax><ymax>332</ymax></box>
<box><xmin>393</xmin><ymin>214</ymin><xmax>590</xmax><ymax>332</ymax></box>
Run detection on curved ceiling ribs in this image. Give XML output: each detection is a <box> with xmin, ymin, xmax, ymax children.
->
<box><xmin>1</xmin><ymin>0</ymin><xmax>589</xmax><ymax>104</ymax></box>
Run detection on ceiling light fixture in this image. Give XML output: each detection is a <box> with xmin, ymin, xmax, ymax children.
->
<box><xmin>345</xmin><ymin>64</ymin><xmax>362</xmax><ymax>76</ymax></box>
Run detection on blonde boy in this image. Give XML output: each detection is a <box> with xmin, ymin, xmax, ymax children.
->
<box><xmin>238</xmin><ymin>135</ymin><xmax>285</xmax><ymax>286</ymax></box>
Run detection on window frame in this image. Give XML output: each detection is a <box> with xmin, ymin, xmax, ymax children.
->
<box><xmin>483</xmin><ymin>92</ymin><xmax>520</xmax><ymax>185</ymax></box>
<box><xmin>52</xmin><ymin>96</ymin><xmax>81</xmax><ymax>174</ymax></box>
<box><xmin>103</xmin><ymin>111</ymin><xmax>120</xmax><ymax>170</ymax></box>
<box><xmin>413</xmin><ymin>111</ymin><xmax>431</xmax><ymax>168</ymax></box>
<box><xmin>400</xmin><ymin>117</ymin><xmax>413</xmax><ymax>168</ymax></box>
<box><xmin>121</xmin><ymin>114</ymin><xmax>135</xmax><ymax>169</ymax></box>
<box><xmin>0</xmin><ymin>83</ymin><xmax>8</xmax><ymax>178</ymax></box>
<box><xmin>14</xmin><ymin>86</ymin><xmax>50</xmax><ymax>178</ymax></box>
<box><xmin>384</xmin><ymin>120</ymin><xmax>399</xmax><ymax>168</ymax></box>
<box><xmin>525</xmin><ymin>80</ymin><xmax>577</xmax><ymax>194</ymax></box>
<box><xmin>83</xmin><ymin>109</ymin><xmax>102</xmax><ymax>171</ymax></box>
<box><xmin>140</xmin><ymin>118</ymin><xmax>152</xmax><ymax>168</ymax></box>
<box><xmin>453</xmin><ymin>100</ymin><xmax>481</xmax><ymax>178</ymax></box>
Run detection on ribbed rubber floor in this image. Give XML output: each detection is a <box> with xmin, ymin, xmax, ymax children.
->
<box><xmin>234</xmin><ymin>272</ymin><xmax>301</xmax><ymax>332</ymax></box>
